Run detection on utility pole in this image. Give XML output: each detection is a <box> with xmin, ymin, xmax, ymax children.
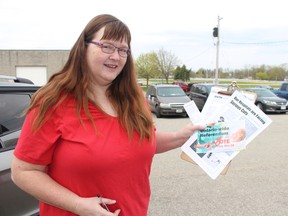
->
<box><xmin>213</xmin><ymin>16</ymin><xmax>222</xmax><ymax>84</ymax></box>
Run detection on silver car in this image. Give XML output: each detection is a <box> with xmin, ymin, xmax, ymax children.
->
<box><xmin>145</xmin><ymin>84</ymin><xmax>190</xmax><ymax>118</ymax></box>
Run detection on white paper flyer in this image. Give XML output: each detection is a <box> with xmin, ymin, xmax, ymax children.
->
<box><xmin>181</xmin><ymin>89</ymin><xmax>272</xmax><ymax>179</ymax></box>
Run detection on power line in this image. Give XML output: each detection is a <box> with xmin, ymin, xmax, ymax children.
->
<box><xmin>222</xmin><ymin>40</ymin><xmax>288</xmax><ymax>45</ymax></box>
<box><xmin>189</xmin><ymin>47</ymin><xmax>212</xmax><ymax>59</ymax></box>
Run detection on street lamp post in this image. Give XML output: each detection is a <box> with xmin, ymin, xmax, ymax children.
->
<box><xmin>214</xmin><ymin>16</ymin><xmax>222</xmax><ymax>84</ymax></box>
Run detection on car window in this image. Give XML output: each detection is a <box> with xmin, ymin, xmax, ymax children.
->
<box><xmin>194</xmin><ymin>86</ymin><xmax>201</xmax><ymax>93</ymax></box>
<box><xmin>280</xmin><ymin>83</ymin><xmax>288</xmax><ymax>91</ymax></box>
<box><xmin>157</xmin><ymin>87</ymin><xmax>185</xmax><ymax>97</ymax></box>
<box><xmin>146</xmin><ymin>86</ymin><xmax>156</xmax><ymax>96</ymax></box>
<box><xmin>199</xmin><ymin>86</ymin><xmax>207</xmax><ymax>94</ymax></box>
<box><xmin>146</xmin><ymin>86</ymin><xmax>152</xmax><ymax>95</ymax></box>
<box><xmin>0</xmin><ymin>94</ymin><xmax>31</xmax><ymax>137</ymax></box>
<box><xmin>152</xmin><ymin>87</ymin><xmax>156</xmax><ymax>95</ymax></box>
<box><xmin>253</xmin><ymin>89</ymin><xmax>277</xmax><ymax>97</ymax></box>
<box><xmin>190</xmin><ymin>86</ymin><xmax>196</xmax><ymax>92</ymax></box>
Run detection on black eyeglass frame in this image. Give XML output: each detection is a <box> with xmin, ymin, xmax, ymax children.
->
<box><xmin>86</xmin><ymin>41</ymin><xmax>130</xmax><ymax>58</ymax></box>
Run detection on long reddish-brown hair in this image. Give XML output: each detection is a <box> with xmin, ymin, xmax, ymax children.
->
<box><xmin>27</xmin><ymin>14</ymin><xmax>154</xmax><ymax>141</ymax></box>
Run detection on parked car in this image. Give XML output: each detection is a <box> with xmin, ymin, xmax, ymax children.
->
<box><xmin>145</xmin><ymin>84</ymin><xmax>190</xmax><ymax>118</ymax></box>
<box><xmin>172</xmin><ymin>81</ymin><xmax>189</xmax><ymax>92</ymax></box>
<box><xmin>273</xmin><ymin>82</ymin><xmax>288</xmax><ymax>100</ymax></box>
<box><xmin>0</xmin><ymin>77</ymin><xmax>40</xmax><ymax>216</ymax></box>
<box><xmin>244</xmin><ymin>88</ymin><xmax>288</xmax><ymax>113</ymax></box>
<box><xmin>188</xmin><ymin>83</ymin><xmax>228</xmax><ymax>111</ymax></box>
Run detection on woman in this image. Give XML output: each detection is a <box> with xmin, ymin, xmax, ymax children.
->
<box><xmin>11</xmin><ymin>14</ymin><xmax>203</xmax><ymax>216</ymax></box>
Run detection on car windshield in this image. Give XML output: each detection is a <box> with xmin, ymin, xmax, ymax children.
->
<box><xmin>249</xmin><ymin>88</ymin><xmax>277</xmax><ymax>97</ymax></box>
<box><xmin>157</xmin><ymin>87</ymin><xmax>186</xmax><ymax>97</ymax></box>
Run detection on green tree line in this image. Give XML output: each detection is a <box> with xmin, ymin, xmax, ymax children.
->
<box><xmin>135</xmin><ymin>49</ymin><xmax>288</xmax><ymax>85</ymax></box>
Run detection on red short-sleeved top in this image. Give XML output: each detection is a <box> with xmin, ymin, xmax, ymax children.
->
<box><xmin>14</xmin><ymin>95</ymin><xmax>156</xmax><ymax>216</ymax></box>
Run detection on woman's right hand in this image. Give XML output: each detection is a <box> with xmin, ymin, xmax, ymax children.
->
<box><xmin>75</xmin><ymin>196</ymin><xmax>121</xmax><ymax>216</ymax></box>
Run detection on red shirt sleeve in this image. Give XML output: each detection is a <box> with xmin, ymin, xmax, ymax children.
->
<box><xmin>14</xmin><ymin>106</ymin><xmax>63</xmax><ymax>165</ymax></box>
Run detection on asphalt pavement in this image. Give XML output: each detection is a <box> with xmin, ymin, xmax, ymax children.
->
<box><xmin>148</xmin><ymin>113</ymin><xmax>288</xmax><ymax>216</ymax></box>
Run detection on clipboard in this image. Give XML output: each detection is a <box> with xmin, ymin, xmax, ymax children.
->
<box><xmin>180</xmin><ymin>151</ymin><xmax>231</xmax><ymax>175</ymax></box>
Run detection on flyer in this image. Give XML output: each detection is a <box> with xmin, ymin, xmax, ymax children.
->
<box><xmin>181</xmin><ymin>89</ymin><xmax>272</xmax><ymax>179</ymax></box>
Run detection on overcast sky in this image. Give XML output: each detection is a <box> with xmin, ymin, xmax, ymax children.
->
<box><xmin>0</xmin><ymin>0</ymin><xmax>287</xmax><ymax>70</ymax></box>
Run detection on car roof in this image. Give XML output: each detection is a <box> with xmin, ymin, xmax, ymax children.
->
<box><xmin>0</xmin><ymin>82</ymin><xmax>40</xmax><ymax>92</ymax></box>
<box><xmin>244</xmin><ymin>87</ymin><xmax>266</xmax><ymax>91</ymax></box>
<box><xmin>243</xmin><ymin>87</ymin><xmax>277</xmax><ymax>95</ymax></box>
<box><xmin>150</xmin><ymin>84</ymin><xmax>179</xmax><ymax>88</ymax></box>
<box><xmin>0</xmin><ymin>75</ymin><xmax>34</xmax><ymax>84</ymax></box>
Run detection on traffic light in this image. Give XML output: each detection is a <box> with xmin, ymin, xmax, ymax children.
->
<box><xmin>213</xmin><ymin>27</ymin><xmax>218</xmax><ymax>37</ymax></box>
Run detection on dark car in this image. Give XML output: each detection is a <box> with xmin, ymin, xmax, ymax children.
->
<box><xmin>172</xmin><ymin>81</ymin><xmax>189</xmax><ymax>93</ymax></box>
<box><xmin>187</xmin><ymin>82</ymin><xmax>199</xmax><ymax>94</ymax></box>
<box><xmin>145</xmin><ymin>84</ymin><xmax>190</xmax><ymax>118</ymax></box>
<box><xmin>0</xmin><ymin>77</ymin><xmax>40</xmax><ymax>216</ymax></box>
<box><xmin>243</xmin><ymin>88</ymin><xmax>288</xmax><ymax>113</ymax></box>
<box><xmin>188</xmin><ymin>83</ymin><xmax>228</xmax><ymax>111</ymax></box>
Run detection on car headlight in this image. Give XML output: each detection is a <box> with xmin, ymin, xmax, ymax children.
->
<box><xmin>159</xmin><ymin>103</ymin><xmax>171</xmax><ymax>108</ymax></box>
<box><xmin>263</xmin><ymin>100</ymin><xmax>277</xmax><ymax>105</ymax></box>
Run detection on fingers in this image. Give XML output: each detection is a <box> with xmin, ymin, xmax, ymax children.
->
<box><xmin>100</xmin><ymin>197</ymin><xmax>116</xmax><ymax>205</ymax></box>
<box><xmin>98</xmin><ymin>197</ymin><xmax>121</xmax><ymax>216</ymax></box>
<box><xmin>186</xmin><ymin>122</ymin><xmax>206</xmax><ymax>131</ymax></box>
<box><xmin>114</xmin><ymin>209</ymin><xmax>121</xmax><ymax>215</ymax></box>
<box><xmin>75</xmin><ymin>196</ymin><xmax>120</xmax><ymax>216</ymax></box>
<box><xmin>97</xmin><ymin>196</ymin><xmax>118</xmax><ymax>214</ymax></box>
<box><xmin>179</xmin><ymin>123</ymin><xmax>205</xmax><ymax>140</ymax></box>
<box><xmin>206</xmin><ymin>122</ymin><xmax>216</xmax><ymax>127</ymax></box>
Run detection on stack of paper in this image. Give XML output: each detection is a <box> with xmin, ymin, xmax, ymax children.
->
<box><xmin>181</xmin><ymin>87</ymin><xmax>272</xmax><ymax>179</ymax></box>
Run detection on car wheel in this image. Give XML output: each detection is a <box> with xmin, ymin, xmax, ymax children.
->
<box><xmin>256</xmin><ymin>103</ymin><xmax>264</xmax><ymax>111</ymax></box>
<box><xmin>155</xmin><ymin>105</ymin><xmax>162</xmax><ymax>118</ymax></box>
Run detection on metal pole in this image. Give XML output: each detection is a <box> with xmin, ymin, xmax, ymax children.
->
<box><xmin>215</xmin><ymin>16</ymin><xmax>222</xmax><ymax>84</ymax></box>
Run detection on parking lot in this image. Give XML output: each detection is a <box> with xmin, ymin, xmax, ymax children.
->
<box><xmin>148</xmin><ymin>113</ymin><xmax>288</xmax><ymax>216</ymax></box>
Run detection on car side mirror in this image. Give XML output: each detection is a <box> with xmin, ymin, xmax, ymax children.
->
<box><xmin>148</xmin><ymin>95</ymin><xmax>156</xmax><ymax>99</ymax></box>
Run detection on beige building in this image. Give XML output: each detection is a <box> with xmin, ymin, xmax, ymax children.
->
<box><xmin>0</xmin><ymin>50</ymin><xmax>70</xmax><ymax>85</ymax></box>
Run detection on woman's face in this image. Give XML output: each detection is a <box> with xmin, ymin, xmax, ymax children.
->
<box><xmin>86</xmin><ymin>27</ymin><xmax>128</xmax><ymax>87</ymax></box>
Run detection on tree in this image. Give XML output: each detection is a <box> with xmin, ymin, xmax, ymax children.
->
<box><xmin>195</xmin><ymin>68</ymin><xmax>206</xmax><ymax>78</ymax></box>
<box><xmin>174</xmin><ymin>65</ymin><xmax>191</xmax><ymax>81</ymax></box>
<box><xmin>256</xmin><ymin>72</ymin><xmax>269</xmax><ymax>80</ymax></box>
<box><xmin>267</xmin><ymin>66</ymin><xmax>286</xmax><ymax>81</ymax></box>
<box><xmin>135</xmin><ymin>52</ymin><xmax>160</xmax><ymax>86</ymax></box>
<box><xmin>156</xmin><ymin>48</ymin><xmax>179</xmax><ymax>83</ymax></box>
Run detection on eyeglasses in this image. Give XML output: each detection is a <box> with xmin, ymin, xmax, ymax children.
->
<box><xmin>87</xmin><ymin>41</ymin><xmax>130</xmax><ymax>58</ymax></box>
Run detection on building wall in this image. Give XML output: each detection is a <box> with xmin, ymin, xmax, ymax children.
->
<box><xmin>0</xmin><ymin>50</ymin><xmax>70</xmax><ymax>79</ymax></box>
